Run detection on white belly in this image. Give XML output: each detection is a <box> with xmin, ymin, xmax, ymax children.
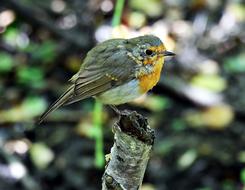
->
<box><xmin>96</xmin><ymin>79</ymin><xmax>142</xmax><ymax>105</ymax></box>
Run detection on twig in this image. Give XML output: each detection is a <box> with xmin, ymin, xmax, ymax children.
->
<box><xmin>112</xmin><ymin>0</ymin><xmax>125</xmax><ymax>27</ymax></box>
<box><xmin>102</xmin><ymin>111</ymin><xmax>154</xmax><ymax>190</ymax></box>
<box><xmin>94</xmin><ymin>101</ymin><xmax>104</xmax><ymax>168</ymax></box>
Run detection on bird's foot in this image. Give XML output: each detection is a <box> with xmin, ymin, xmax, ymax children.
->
<box><xmin>109</xmin><ymin>105</ymin><xmax>133</xmax><ymax>116</ymax></box>
<box><xmin>109</xmin><ymin>105</ymin><xmax>123</xmax><ymax>115</ymax></box>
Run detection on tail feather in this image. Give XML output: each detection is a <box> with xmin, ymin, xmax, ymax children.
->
<box><xmin>38</xmin><ymin>85</ymin><xmax>74</xmax><ymax>124</ymax></box>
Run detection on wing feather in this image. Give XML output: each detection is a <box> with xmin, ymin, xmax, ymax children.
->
<box><xmin>38</xmin><ymin>39</ymin><xmax>137</xmax><ymax>123</ymax></box>
<box><xmin>38</xmin><ymin>85</ymin><xmax>74</xmax><ymax>124</ymax></box>
<box><xmin>64</xmin><ymin>78</ymin><xmax>112</xmax><ymax>105</ymax></box>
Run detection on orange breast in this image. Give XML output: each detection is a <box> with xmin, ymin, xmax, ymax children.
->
<box><xmin>139</xmin><ymin>57</ymin><xmax>164</xmax><ymax>93</ymax></box>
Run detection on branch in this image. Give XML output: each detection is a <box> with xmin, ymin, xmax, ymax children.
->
<box><xmin>102</xmin><ymin>111</ymin><xmax>154</xmax><ymax>190</ymax></box>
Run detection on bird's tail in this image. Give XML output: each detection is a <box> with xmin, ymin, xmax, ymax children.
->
<box><xmin>38</xmin><ymin>85</ymin><xmax>74</xmax><ymax>124</ymax></box>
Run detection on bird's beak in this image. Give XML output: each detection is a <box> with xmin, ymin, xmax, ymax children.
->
<box><xmin>162</xmin><ymin>50</ymin><xmax>175</xmax><ymax>57</ymax></box>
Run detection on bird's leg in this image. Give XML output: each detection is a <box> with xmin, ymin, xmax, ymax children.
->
<box><xmin>109</xmin><ymin>105</ymin><xmax>122</xmax><ymax>115</ymax></box>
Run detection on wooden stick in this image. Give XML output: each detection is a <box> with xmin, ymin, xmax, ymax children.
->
<box><xmin>102</xmin><ymin>110</ymin><xmax>155</xmax><ymax>190</ymax></box>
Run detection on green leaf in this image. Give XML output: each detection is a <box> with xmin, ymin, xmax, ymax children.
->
<box><xmin>146</xmin><ymin>96</ymin><xmax>171</xmax><ymax>111</ymax></box>
<box><xmin>171</xmin><ymin>119</ymin><xmax>186</xmax><ymax>131</ymax></box>
<box><xmin>3</xmin><ymin>27</ymin><xmax>19</xmax><ymax>47</ymax></box>
<box><xmin>155</xmin><ymin>140</ymin><xmax>175</xmax><ymax>155</ymax></box>
<box><xmin>178</xmin><ymin>149</ymin><xmax>197</xmax><ymax>169</ymax></box>
<box><xmin>241</xmin><ymin>168</ymin><xmax>245</xmax><ymax>184</ymax></box>
<box><xmin>138</xmin><ymin>95</ymin><xmax>172</xmax><ymax>111</ymax></box>
<box><xmin>17</xmin><ymin>66</ymin><xmax>44</xmax><ymax>87</ymax></box>
<box><xmin>129</xmin><ymin>0</ymin><xmax>163</xmax><ymax>17</ymax></box>
<box><xmin>26</xmin><ymin>41</ymin><xmax>57</xmax><ymax>63</ymax></box>
<box><xmin>0</xmin><ymin>52</ymin><xmax>14</xmax><ymax>72</ymax></box>
<box><xmin>224</xmin><ymin>53</ymin><xmax>245</xmax><ymax>73</ymax></box>
<box><xmin>191</xmin><ymin>74</ymin><xmax>226</xmax><ymax>92</ymax></box>
<box><xmin>21</xmin><ymin>96</ymin><xmax>47</xmax><ymax>117</ymax></box>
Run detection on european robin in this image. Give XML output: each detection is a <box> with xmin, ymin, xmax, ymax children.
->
<box><xmin>38</xmin><ymin>35</ymin><xmax>175</xmax><ymax>123</ymax></box>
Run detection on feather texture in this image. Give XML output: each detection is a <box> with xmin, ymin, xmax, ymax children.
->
<box><xmin>38</xmin><ymin>39</ymin><xmax>136</xmax><ymax>123</ymax></box>
<box><xmin>38</xmin><ymin>35</ymin><xmax>167</xmax><ymax>123</ymax></box>
<box><xmin>38</xmin><ymin>85</ymin><xmax>74</xmax><ymax>123</ymax></box>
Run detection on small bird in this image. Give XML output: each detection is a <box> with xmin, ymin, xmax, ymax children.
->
<box><xmin>38</xmin><ymin>35</ymin><xmax>175</xmax><ymax>123</ymax></box>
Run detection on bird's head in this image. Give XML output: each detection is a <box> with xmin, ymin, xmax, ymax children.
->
<box><xmin>127</xmin><ymin>35</ymin><xmax>175</xmax><ymax>65</ymax></box>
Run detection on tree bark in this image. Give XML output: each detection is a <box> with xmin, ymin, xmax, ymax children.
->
<box><xmin>102</xmin><ymin>110</ymin><xmax>155</xmax><ymax>190</ymax></box>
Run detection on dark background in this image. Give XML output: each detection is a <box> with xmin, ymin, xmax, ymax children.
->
<box><xmin>0</xmin><ymin>0</ymin><xmax>245</xmax><ymax>189</ymax></box>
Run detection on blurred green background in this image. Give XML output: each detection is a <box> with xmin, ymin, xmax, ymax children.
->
<box><xmin>0</xmin><ymin>0</ymin><xmax>245</xmax><ymax>189</ymax></box>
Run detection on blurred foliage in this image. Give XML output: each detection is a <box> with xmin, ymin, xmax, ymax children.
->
<box><xmin>224</xmin><ymin>53</ymin><xmax>245</xmax><ymax>73</ymax></box>
<box><xmin>93</xmin><ymin>101</ymin><xmax>104</xmax><ymax>168</ymax></box>
<box><xmin>17</xmin><ymin>67</ymin><xmax>44</xmax><ymax>88</ymax></box>
<box><xmin>0</xmin><ymin>0</ymin><xmax>245</xmax><ymax>190</ymax></box>
<box><xmin>30</xmin><ymin>142</ymin><xmax>54</xmax><ymax>169</ymax></box>
<box><xmin>0</xmin><ymin>52</ymin><xmax>14</xmax><ymax>72</ymax></box>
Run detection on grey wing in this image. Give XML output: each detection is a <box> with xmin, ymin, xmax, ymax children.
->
<box><xmin>38</xmin><ymin>45</ymin><xmax>135</xmax><ymax>123</ymax></box>
<box><xmin>66</xmin><ymin>48</ymin><xmax>136</xmax><ymax>105</ymax></box>
<box><xmin>38</xmin><ymin>85</ymin><xmax>75</xmax><ymax>124</ymax></box>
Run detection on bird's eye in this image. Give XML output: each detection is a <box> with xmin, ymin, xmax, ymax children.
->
<box><xmin>145</xmin><ymin>49</ymin><xmax>153</xmax><ymax>56</ymax></box>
